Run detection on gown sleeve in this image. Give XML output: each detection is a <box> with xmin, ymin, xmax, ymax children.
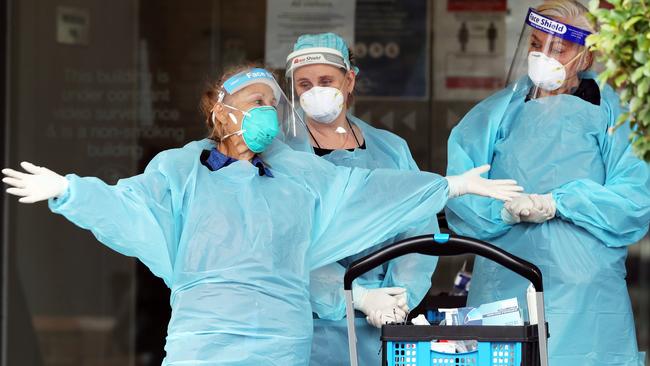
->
<box><xmin>48</xmin><ymin>151</ymin><xmax>184</xmax><ymax>286</ymax></box>
<box><xmin>381</xmin><ymin>148</ymin><xmax>439</xmax><ymax>310</ymax></box>
<box><xmin>309</xmin><ymin>142</ymin><xmax>440</xmax><ymax>320</ymax></box>
<box><xmin>552</xmin><ymin>86</ymin><xmax>650</xmax><ymax>246</ymax></box>
<box><xmin>300</xmin><ymin>153</ymin><xmax>449</xmax><ymax>270</ymax></box>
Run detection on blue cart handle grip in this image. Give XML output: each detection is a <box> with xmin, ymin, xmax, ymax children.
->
<box><xmin>343</xmin><ymin>234</ymin><xmax>544</xmax><ymax>292</ymax></box>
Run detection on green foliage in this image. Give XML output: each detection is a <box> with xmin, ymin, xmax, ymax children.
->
<box><xmin>588</xmin><ymin>0</ymin><xmax>650</xmax><ymax>161</ymax></box>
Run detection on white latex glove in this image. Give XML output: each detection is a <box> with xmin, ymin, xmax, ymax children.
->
<box><xmin>353</xmin><ymin>285</ymin><xmax>409</xmax><ymax>328</ymax></box>
<box><xmin>502</xmin><ymin>193</ymin><xmax>556</xmax><ymax>224</ymax></box>
<box><xmin>2</xmin><ymin>162</ymin><xmax>69</xmax><ymax>203</ymax></box>
<box><xmin>446</xmin><ymin>165</ymin><xmax>523</xmax><ymax>202</ymax></box>
<box><xmin>366</xmin><ymin>308</ymin><xmax>408</xmax><ymax>328</ymax></box>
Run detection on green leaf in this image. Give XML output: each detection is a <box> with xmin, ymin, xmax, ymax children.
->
<box><xmin>597</xmin><ymin>69</ymin><xmax>610</xmax><ymax>85</ymax></box>
<box><xmin>624</xmin><ymin>15</ymin><xmax>643</xmax><ymax>30</ymax></box>
<box><xmin>615</xmin><ymin>73</ymin><xmax>628</xmax><ymax>87</ymax></box>
<box><xmin>638</xmin><ymin>37</ymin><xmax>650</xmax><ymax>52</ymax></box>
<box><xmin>622</xmin><ymin>0</ymin><xmax>636</xmax><ymax>10</ymax></box>
<box><xmin>631</xmin><ymin>66</ymin><xmax>646</xmax><ymax>82</ymax></box>
<box><xmin>606</xmin><ymin>58</ymin><xmax>617</xmax><ymax>68</ymax></box>
<box><xmin>634</xmin><ymin>50</ymin><xmax>649</xmax><ymax>64</ymax></box>
<box><xmin>620</xmin><ymin>88</ymin><xmax>632</xmax><ymax>103</ymax></box>
<box><xmin>630</xmin><ymin>96</ymin><xmax>643</xmax><ymax>113</ymax></box>
<box><xmin>591</xmin><ymin>8</ymin><xmax>607</xmax><ymax>19</ymax></box>
<box><xmin>586</xmin><ymin>34</ymin><xmax>600</xmax><ymax>48</ymax></box>
<box><xmin>589</xmin><ymin>0</ymin><xmax>601</xmax><ymax>12</ymax></box>
<box><xmin>601</xmin><ymin>24</ymin><xmax>616</xmax><ymax>34</ymax></box>
<box><xmin>638</xmin><ymin>106</ymin><xmax>650</xmax><ymax>127</ymax></box>
<box><xmin>632</xmin><ymin>137</ymin><xmax>650</xmax><ymax>161</ymax></box>
<box><xmin>637</xmin><ymin>78</ymin><xmax>650</xmax><ymax>97</ymax></box>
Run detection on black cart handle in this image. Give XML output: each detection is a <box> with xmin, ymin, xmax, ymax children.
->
<box><xmin>344</xmin><ymin>234</ymin><xmax>543</xmax><ymax>292</ymax></box>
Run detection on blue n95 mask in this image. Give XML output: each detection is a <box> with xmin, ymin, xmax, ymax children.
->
<box><xmin>220</xmin><ymin>105</ymin><xmax>280</xmax><ymax>153</ymax></box>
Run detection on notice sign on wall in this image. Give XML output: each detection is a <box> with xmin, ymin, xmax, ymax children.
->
<box><xmin>56</xmin><ymin>6</ymin><xmax>90</xmax><ymax>46</ymax></box>
<box><xmin>265</xmin><ymin>0</ymin><xmax>355</xmax><ymax>69</ymax></box>
<box><xmin>434</xmin><ymin>0</ymin><xmax>507</xmax><ymax>101</ymax></box>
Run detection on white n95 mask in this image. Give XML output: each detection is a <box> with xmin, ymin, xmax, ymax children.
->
<box><xmin>527</xmin><ymin>51</ymin><xmax>566</xmax><ymax>91</ymax></box>
<box><xmin>299</xmin><ymin>86</ymin><xmax>345</xmax><ymax>124</ymax></box>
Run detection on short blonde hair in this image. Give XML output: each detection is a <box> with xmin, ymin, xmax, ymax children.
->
<box><xmin>536</xmin><ymin>0</ymin><xmax>596</xmax><ymax>33</ymax></box>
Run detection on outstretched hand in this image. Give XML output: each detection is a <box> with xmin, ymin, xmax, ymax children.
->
<box><xmin>446</xmin><ymin>165</ymin><xmax>523</xmax><ymax>202</ymax></box>
<box><xmin>3</xmin><ymin>162</ymin><xmax>69</xmax><ymax>203</ymax></box>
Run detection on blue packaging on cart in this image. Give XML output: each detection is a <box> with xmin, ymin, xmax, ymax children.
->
<box><xmin>440</xmin><ymin>297</ymin><xmax>523</xmax><ymax>326</ymax></box>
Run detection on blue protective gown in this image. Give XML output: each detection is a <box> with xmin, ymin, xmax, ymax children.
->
<box><xmin>49</xmin><ymin>138</ymin><xmax>448</xmax><ymax>365</ymax></box>
<box><xmin>287</xmin><ymin>114</ymin><xmax>439</xmax><ymax>366</ymax></box>
<box><xmin>445</xmin><ymin>76</ymin><xmax>650</xmax><ymax>366</ymax></box>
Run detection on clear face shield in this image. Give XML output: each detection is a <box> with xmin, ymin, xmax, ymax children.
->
<box><xmin>214</xmin><ymin>68</ymin><xmax>308</xmax><ymax>152</ymax></box>
<box><xmin>282</xmin><ymin>48</ymin><xmax>355</xmax><ymax>149</ymax></box>
<box><xmin>506</xmin><ymin>8</ymin><xmax>592</xmax><ymax>100</ymax></box>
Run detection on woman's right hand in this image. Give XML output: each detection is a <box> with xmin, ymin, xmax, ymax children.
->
<box><xmin>502</xmin><ymin>193</ymin><xmax>556</xmax><ymax>224</ymax></box>
<box><xmin>446</xmin><ymin>165</ymin><xmax>523</xmax><ymax>202</ymax></box>
<box><xmin>353</xmin><ymin>285</ymin><xmax>409</xmax><ymax>328</ymax></box>
<box><xmin>2</xmin><ymin>162</ymin><xmax>69</xmax><ymax>203</ymax></box>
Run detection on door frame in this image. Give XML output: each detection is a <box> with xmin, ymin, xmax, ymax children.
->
<box><xmin>1</xmin><ymin>0</ymin><xmax>10</xmax><ymax>363</ymax></box>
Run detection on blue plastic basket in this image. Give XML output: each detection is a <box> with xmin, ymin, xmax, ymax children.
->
<box><xmin>386</xmin><ymin>339</ymin><xmax>522</xmax><ymax>366</ymax></box>
<box><xmin>381</xmin><ymin>324</ymin><xmax>542</xmax><ymax>366</ymax></box>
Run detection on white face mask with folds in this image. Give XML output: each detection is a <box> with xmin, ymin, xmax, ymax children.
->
<box><xmin>527</xmin><ymin>50</ymin><xmax>585</xmax><ymax>91</ymax></box>
<box><xmin>299</xmin><ymin>86</ymin><xmax>345</xmax><ymax>124</ymax></box>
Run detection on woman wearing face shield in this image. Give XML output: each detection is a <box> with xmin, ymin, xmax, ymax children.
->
<box><xmin>3</xmin><ymin>65</ymin><xmax>522</xmax><ymax>365</ymax></box>
<box><xmin>445</xmin><ymin>1</ymin><xmax>650</xmax><ymax>365</ymax></box>
<box><xmin>283</xmin><ymin>33</ymin><xmax>439</xmax><ymax>366</ymax></box>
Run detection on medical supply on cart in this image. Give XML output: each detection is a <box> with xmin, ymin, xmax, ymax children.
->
<box><xmin>449</xmin><ymin>261</ymin><xmax>472</xmax><ymax>296</ymax></box>
<box><xmin>411</xmin><ymin>314</ymin><xmax>430</xmax><ymax>326</ymax></box>
<box><xmin>440</xmin><ymin>297</ymin><xmax>523</xmax><ymax>327</ymax></box>
<box><xmin>526</xmin><ymin>284</ymin><xmax>538</xmax><ymax>325</ymax></box>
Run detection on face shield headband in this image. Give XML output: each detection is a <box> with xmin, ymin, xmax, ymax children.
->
<box><xmin>218</xmin><ymin>68</ymin><xmax>282</xmax><ymax>105</ymax></box>
<box><xmin>525</xmin><ymin>8</ymin><xmax>591</xmax><ymax>47</ymax></box>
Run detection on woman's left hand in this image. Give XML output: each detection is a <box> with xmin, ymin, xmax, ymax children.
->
<box><xmin>446</xmin><ymin>165</ymin><xmax>524</xmax><ymax>202</ymax></box>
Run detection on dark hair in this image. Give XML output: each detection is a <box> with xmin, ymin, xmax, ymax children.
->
<box><xmin>199</xmin><ymin>62</ymin><xmax>264</xmax><ymax>141</ymax></box>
